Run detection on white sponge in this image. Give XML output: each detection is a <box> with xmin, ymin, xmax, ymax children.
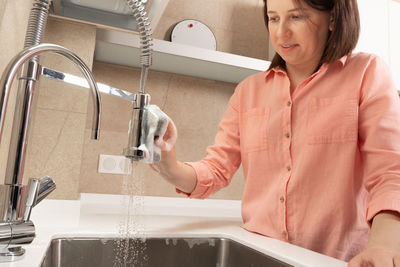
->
<box><xmin>139</xmin><ymin>105</ymin><xmax>177</xmax><ymax>163</ymax></box>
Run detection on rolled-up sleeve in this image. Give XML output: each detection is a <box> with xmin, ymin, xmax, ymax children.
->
<box><xmin>177</xmin><ymin>86</ymin><xmax>242</xmax><ymax>199</ymax></box>
<box><xmin>358</xmin><ymin>56</ymin><xmax>400</xmax><ymax>222</ymax></box>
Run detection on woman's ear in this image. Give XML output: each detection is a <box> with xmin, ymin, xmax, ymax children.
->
<box><xmin>329</xmin><ymin>12</ymin><xmax>334</xmax><ymax>31</ymax></box>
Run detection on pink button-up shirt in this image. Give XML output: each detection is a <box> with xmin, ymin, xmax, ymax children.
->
<box><xmin>184</xmin><ymin>53</ymin><xmax>400</xmax><ymax>261</ymax></box>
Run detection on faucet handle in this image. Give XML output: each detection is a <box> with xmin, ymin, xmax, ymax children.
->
<box><xmin>36</xmin><ymin>176</ymin><xmax>56</xmax><ymax>204</ymax></box>
<box><xmin>23</xmin><ymin>176</ymin><xmax>56</xmax><ymax>221</ymax></box>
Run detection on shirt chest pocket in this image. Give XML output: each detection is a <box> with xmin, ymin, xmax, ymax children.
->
<box><xmin>240</xmin><ymin>107</ymin><xmax>270</xmax><ymax>152</ymax></box>
<box><xmin>307</xmin><ymin>95</ymin><xmax>358</xmax><ymax>144</ymax></box>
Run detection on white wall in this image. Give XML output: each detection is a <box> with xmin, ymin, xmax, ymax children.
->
<box><xmin>354</xmin><ymin>0</ymin><xmax>390</xmax><ymax>62</ymax></box>
<box><xmin>355</xmin><ymin>0</ymin><xmax>399</xmax><ymax>89</ymax></box>
<box><xmin>389</xmin><ymin>0</ymin><xmax>400</xmax><ymax>89</ymax></box>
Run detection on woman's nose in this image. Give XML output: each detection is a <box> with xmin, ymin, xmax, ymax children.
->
<box><xmin>276</xmin><ymin>21</ymin><xmax>291</xmax><ymax>38</ymax></box>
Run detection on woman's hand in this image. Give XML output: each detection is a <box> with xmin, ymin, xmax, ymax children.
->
<box><xmin>150</xmin><ymin>118</ymin><xmax>179</xmax><ymax>175</ymax></box>
<box><xmin>348</xmin><ymin>211</ymin><xmax>400</xmax><ymax>267</ymax></box>
<box><xmin>149</xmin><ymin>148</ymin><xmax>197</xmax><ymax>194</ymax></box>
<box><xmin>150</xmin><ymin>119</ymin><xmax>197</xmax><ymax>194</ymax></box>
<box><xmin>348</xmin><ymin>247</ymin><xmax>400</xmax><ymax>266</ymax></box>
<box><xmin>155</xmin><ymin>119</ymin><xmax>177</xmax><ymax>152</ymax></box>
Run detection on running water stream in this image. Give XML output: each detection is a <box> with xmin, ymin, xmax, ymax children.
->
<box><xmin>114</xmin><ymin>161</ymin><xmax>148</xmax><ymax>267</ymax></box>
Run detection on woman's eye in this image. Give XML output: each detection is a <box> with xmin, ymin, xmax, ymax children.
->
<box><xmin>268</xmin><ymin>17</ymin><xmax>279</xmax><ymax>22</ymax></box>
<box><xmin>291</xmin><ymin>14</ymin><xmax>307</xmax><ymax>20</ymax></box>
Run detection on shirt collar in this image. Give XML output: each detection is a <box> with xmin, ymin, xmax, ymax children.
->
<box><xmin>264</xmin><ymin>54</ymin><xmax>349</xmax><ymax>80</ymax></box>
<box><xmin>265</xmin><ymin>66</ymin><xmax>285</xmax><ymax>79</ymax></box>
<box><xmin>337</xmin><ymin>54</ymin><xmax>348</xmax><ymax>67</ymax></box>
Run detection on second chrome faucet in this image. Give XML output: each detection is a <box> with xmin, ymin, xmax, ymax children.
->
<box><xmin>0</xmin><ymin>43</ymin><xmax>101</xmax><ymax>261</ymax></box>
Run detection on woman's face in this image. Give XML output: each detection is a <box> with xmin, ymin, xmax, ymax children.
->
<box><xmin>267</xmin><ymin>0</ymin><xmax>332</xmax><ymax>71</ymax></box>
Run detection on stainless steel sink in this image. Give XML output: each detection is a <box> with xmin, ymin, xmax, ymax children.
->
<box><xmin>40</xmin><ymin>237</ymin><xmax>293</xmax><ymax>267</ymax></box>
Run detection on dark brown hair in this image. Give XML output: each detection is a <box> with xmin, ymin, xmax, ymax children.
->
<box><xmin>263</xmin><ymin>0</ymin><xmax>360</xmax><ymax>70</ymax></box>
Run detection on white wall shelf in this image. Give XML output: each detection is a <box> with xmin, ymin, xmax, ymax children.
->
<box><xmin>95</xmin><ymin>29</ymin><xmax>271</xmax><ymax>84</ymax></box>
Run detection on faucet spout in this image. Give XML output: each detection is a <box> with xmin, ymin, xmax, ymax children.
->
<box><xmin>0</xmin><ymin>43</ymin><xmax>101</xmax><ymax>187</ymax></box>
<box><xmin>0</xmin><ymin>43</ymin><xmax>101</xmax><ymax>145</ymax></box>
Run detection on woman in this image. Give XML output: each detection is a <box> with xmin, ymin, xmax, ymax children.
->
<box><xmin>151</xmin><ymin>0</ymin><xmax>400</xmax><ymax>265</ymax></box>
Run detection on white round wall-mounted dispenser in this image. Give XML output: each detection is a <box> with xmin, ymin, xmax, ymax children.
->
<box><xmin>171</xmin><ymin>19</ymin><xmax>217</xmax><ymax>50</ymax></box>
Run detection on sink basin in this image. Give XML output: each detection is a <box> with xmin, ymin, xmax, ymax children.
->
<box><xmin>40</xmin><ymin>237</ymin><xmax>293</xmax><ymax>267</ymax></box>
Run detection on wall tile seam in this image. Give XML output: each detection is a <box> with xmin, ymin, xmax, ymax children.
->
<box><xmin>159</xmin><ymin>75</ymin><xmax>174</xmax><ymax>110</ymax></box>
<box><xmin>35</xmin><ymin>106</ymin><xmax>89</xmax><ymax>115</ymax></box>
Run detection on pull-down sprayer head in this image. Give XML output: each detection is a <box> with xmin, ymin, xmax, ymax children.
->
<box><xmin>123</xmin><ymin>92</ymin><xmax>150</xmax><ymax>162</ymax></box>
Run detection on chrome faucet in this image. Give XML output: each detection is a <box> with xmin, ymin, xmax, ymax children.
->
<box><xmin>123</xmin><ymin>0</ymin><xmax>153</xmax><ymax>162</ymax></box>
<box><xmin>0</xmin><ymin>43</ymin><xmax>101</xmax><ymax>261</ymax></box>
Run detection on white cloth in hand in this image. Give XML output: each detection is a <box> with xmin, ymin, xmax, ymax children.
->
<box><xmin>139</xmin><ymin>105</ymin><xmax>177</xmax><ymax>163</ymax></box>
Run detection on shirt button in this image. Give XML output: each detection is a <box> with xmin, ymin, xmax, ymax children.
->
<box><xmin>285</xmin><ymin>133</ymin><xmax>290</xmax><ymax>138</ymax></box>
<box><xmin>282</xmin><ymin>231</ymin><xmax>287</xmax><ymax>236</ymax></box>
<box><xmin>280</xmin><ymin>196</ymin><xmax>285</xmax><ymax>203</ymax></box>
<box><xmin>287</xmin><ymin>101</ymin><xmax>292</xmax><ymax>106</ymax></box>
<box><xmin>286</xmin><ymin>166</ymin><xmax>291</xmax><ymax>171</ymax></box>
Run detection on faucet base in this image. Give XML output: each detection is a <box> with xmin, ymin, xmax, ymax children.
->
<box><xmin>0</xmin><ymin>246</ymin><xmax>25</xmax><ymax>262</ymax></box>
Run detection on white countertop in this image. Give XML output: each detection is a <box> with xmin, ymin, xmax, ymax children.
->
<box><xmin>1</xmin><ymin>193</ymin><xmax>347</xmax><ymax>267</ymax></box>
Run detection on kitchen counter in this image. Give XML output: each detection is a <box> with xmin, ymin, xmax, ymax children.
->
<box><xmin>1</xmin><ymin>193</ymin><xmax>346</xmax><ymax>267</ymax></box>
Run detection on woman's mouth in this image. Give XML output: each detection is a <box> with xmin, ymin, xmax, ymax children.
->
<box><xmin>280</xmin><ymin>44</ymin><xmax>298</xmax><ymax>51</ymax></box>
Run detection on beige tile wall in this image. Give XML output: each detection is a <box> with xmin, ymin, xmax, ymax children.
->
<box><xmin>79</xmin><ymin>62</ymin><xmax>245</xmax><ymax>200</ymax></box>
<box><xmin>0</xmin><ymin>0</ymin><xmax>6</xmax><ymax>23</ymax></box>
<box><xmin>153</xmin><ymin>0</ymin><xmax>269</xmax><ymax>60</ymax></box>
